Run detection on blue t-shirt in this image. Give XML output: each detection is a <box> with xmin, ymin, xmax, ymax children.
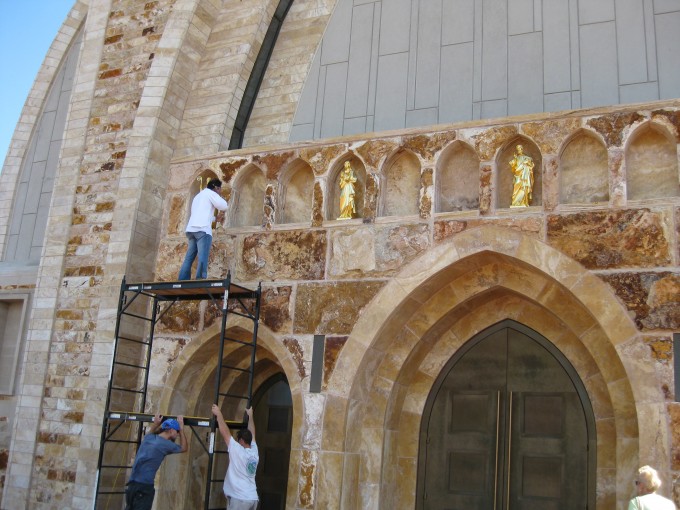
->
<box><xmin>129</xmin><ymin>433</ymin><xmax>182</xmax><ymax>485</ymax></box>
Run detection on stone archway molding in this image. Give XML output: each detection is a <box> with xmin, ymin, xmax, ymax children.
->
<box><xmin>326</xmin><ymin>225</ymin><xmax>661</xmax><ymax>509</ymax></box>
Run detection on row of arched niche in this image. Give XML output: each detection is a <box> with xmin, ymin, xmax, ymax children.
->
<box><xmin>196</xmin><ymin>122</ymin><xmax>679</xmax><ymax>228</ymax></box>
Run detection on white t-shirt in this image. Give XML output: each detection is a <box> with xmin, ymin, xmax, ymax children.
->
<box><xmin>185</xmin><ymin>187</ymin><xmax>228</xmax><ymax>236</ymax></box>
<box><xmin>628</xmin><ymin>493</ymin><xmax>676</xmax><ymax>510</ymax></box>
<box><xmin>223</xmin><ymin>436</ymin><xmax>259</xmax><ymax>501</ymax></box>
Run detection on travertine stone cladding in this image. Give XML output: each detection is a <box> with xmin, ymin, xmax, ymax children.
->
<box><xmin>652</xmin><ymin>109</ymin><xmax>680</xmax><ymax>139</ymax></box>
<box><xmin>479</xmin><ymin>163</ymin><xmax>493</xmax><ymax>213</ymax></box>
<box><xmin>240</xmin><ymin>230</ymin><xmax>327</xmax><ymax>281</ymax></box>
<box><xmin>158</xmin><ymin>301</ymin><xmax>202</xmax><ymax>333</ymax></box>
<box><xmin>219</xmin><ymin>158</ymin><xmax>249</xmax><ymax>181</ymax></box>
<box><xmin>283</xmin><ymin>337</ymin><xmax>306</xmax><ymax>378</ymax></box>
<box><xmin>157</xmin><ymin>235</ymin><xmax>237</xmax><ymax>281</ymax></box>
<box><xmin>354</xmin><ymin>139</ymin><xmax>399</xmax><ymax>170</ymax></box>
<box><xmin>547</xmin><ymin>209</ymin><xmax>672</xmax><ymax>269</ymax></box>
<box><xmin>521</xmin><ymin>118</ymin><xmax>582</xmax><ymax>153</ymax></box>
<box><xmin>259</xmin><ymin>285</ymin><xmax>293</xmax><ymax>333</ymax></box>
<box><xmin>312</xmin><ymin>182</ymin><xmax>324</xmax><ymax>227</ymax></box>
<box><xmin>434</xmin><ymin>217</ymin><xmax>543</xmax><ymax>242</ymax></box>
<box><xmin>322</xmin><ymin>336</ymin><xmax>347</xmax><ymax>390</ymax></box>
<box><xmin>299</xmin><ymin>145</ymin><xmax>345</xmax><ymax>176</ymax></box>
<box><xmin>253</xmin><ymin>151</ymin><xmax>295</xmax><ymax>179</ymax></box>
<box><xmin>168</xmin><ymin>195</ymin><xmax>185</xmax><ymax>235</ymax></box>
<box><xmin>363</xmin><ymin>173</ymin><xmax>379</xmax><ymax>222</ymax></box>
<box><xmin>294</xmin><ymin>281</ymin><xmax>385</xmax><ymax>334</ymax></box>
<box><xmin>420</xmin><ymin>168</ymin><xmax>434</xmax><ymax>219</ymax></box>
<box><xmin>677</xmin><ymin>207</ymin><xmax>680</xmax><ymax>260</ymax></box>
<box><xmin>669</xmin><ymin>406</ymin><xmax>680</xmax><ymax>471</ymax></box>
<box><xmin>587</xmin><ymin>111</ymin><xmax>647</xmax><ymax>147</ymax></box>
<box><xmin>328</xmin><ymin>224</ymin><xmax>430</xmax><ymax>278</ymax></box>
<box><xmin>601</xmin><ymin>273</ymin><xmax>680</xmax><ymax>331</ymax></box>
<box><xmin>472</xmin><ymin>125</ymin><xmax>518</xmax><ymax>160</ymax></box>
<box><xmin>38</xmin><ymin>2</ymin><xmax>175</xmax><ymax>498</ymax></box>
<box><xmin>403</xmin><ymin>131</ymin><xmax>457</xmax><ymax>161</ymax></box>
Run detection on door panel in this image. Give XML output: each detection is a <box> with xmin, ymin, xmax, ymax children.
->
<box><xmin>421</xmin><ymin>324</ymin><xmax>590</xmax><ymax>510</ymax></box>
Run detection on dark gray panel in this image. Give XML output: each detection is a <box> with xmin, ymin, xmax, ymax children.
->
<box><xmin>309</xmin><ymin>334</ymin><xmax>325</xmax><ymax>393</ymax></box>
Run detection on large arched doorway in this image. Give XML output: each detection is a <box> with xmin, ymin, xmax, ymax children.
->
<box><xmin>417</xmin><ymin>320</ymin><xmax>596</xmax><ymax>509</ymax></box>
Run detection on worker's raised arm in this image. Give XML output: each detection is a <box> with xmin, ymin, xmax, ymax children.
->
<box><xmin>246</xmin><ymin>406</ymin><xmax>255</xmax><ymax>443</ymax></box>
<box><xmin>211</xmin><ymin>404</ymin><xmax>231</xmax><ymax>444</ymax></box>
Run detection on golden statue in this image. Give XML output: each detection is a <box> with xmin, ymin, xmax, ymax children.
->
<box><xmin>337</xmin><ymin>161</ymin><xmax>357</xmax><ymax>219</ymax></box>
<box><xmin>509</xmin><ymin>144</ymin><xmax>534</xmax><ymax>207</ymax></box>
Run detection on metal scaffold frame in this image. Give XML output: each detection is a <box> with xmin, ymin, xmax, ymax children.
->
<box><xmin>94</xmin><ymin>273</ymin><xmax>261</xmax><ymax>510</ymax></box>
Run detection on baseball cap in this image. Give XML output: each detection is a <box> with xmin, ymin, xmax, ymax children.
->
<box><xmin>161</xmin><ymin>418</ymin><xmax>180</xmax><ymax>431</ymax></box>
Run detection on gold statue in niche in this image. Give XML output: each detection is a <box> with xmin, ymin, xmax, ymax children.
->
<box><xmin>337</xmin><ymin>161</ymin><xmax>357</xmax><ymax>219</ymax></box>
<box><xmin>509</xmin><ymin>144</ymin><xmax>534</xmax><ymax>207</ymax></box>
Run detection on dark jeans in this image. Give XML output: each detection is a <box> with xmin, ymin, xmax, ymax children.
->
<box><xmin>125</xmin><ymin>481</ymin><xmax>155</xmax><ymax>510</ymax></box>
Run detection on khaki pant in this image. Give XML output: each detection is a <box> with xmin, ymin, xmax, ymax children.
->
<box><xmin>226</xmin><ymin>496</ymin><xmax>258</xmax><ymax>510</ymax></box>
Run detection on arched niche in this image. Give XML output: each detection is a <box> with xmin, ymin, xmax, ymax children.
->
<box><xmin>380</xmin><ymin>149</ymin><xmax>421</xmax><ymax>217</ymax></box>
<box><xmin>327</xmin><ymin>156</ymin><xmax>366</xmax><ymax>221</ymax></box>
<box><xmin>155</xmin><ymin>317</ymin><xmax>302</xmax><ymax>510</ymax></box>
<box><xmin>231</xmin><ymin>164</ymin><xmax>266</xmax><ymax>227</ymax></box>
<box><xmin>436</xmin><ymin>141</ymin><xmax>480</xmax><ymax>212</ymax></box>
<box><xmin>559</xmin><ymin>130</ymin><xmax>609</xmax><ymax>204</ymax></box>
<box><xmin>625</xmin><ymin>123</ymin><xmax>679</xmax><ymax>200</ymax></box>
<box><xmin>278</xmin><ymin>159</ymin><xmax>314</xmax><ymax>225</ymax></box>
<box><xmin>496</xmin><ymin>138</ymin><xmax>542</xmax><ymax>209</ymax></box>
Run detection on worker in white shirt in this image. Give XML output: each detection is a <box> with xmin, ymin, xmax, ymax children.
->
<box><xmin>178</xmin><ymin>178</ymin><xmax>229</xmax><ymax>280</ymax></box>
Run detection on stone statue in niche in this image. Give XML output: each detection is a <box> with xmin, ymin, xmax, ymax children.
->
<box><xmin>509</xmin><ymin>144</ymin><xmax>534</xmax><ymax>207</ymax></box>
<box><xmin>337</xmin><ymin>161</ymin><xmax>357</xmax><ymax>219</ymax></box>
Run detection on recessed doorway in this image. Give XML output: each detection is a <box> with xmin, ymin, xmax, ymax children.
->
<box><xmin>417</xmin><ymin>320</ymin><xmax>596</xmax><ymax>509</ymax></box>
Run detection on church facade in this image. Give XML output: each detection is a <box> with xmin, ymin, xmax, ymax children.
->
<box><xmin>1</xmin><ymin>1</ymin><xmax>679</xmax><ymax>509</ymax></box>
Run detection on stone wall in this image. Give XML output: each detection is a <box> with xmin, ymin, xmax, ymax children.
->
<box><xmin>155</xmin><ymin>102</ymin><xmax>679</xmax><ymax>509</ymax></box>
<box><xmin>0</xmin><ymin>0</ymin><xmax>678</xmax><ymax>507</ymax></box>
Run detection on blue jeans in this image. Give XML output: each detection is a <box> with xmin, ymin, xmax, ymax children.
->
<box><xmin>178</xmin><ymin>231</ymin><xmax>212</xmax><ymax>279</ymax></box>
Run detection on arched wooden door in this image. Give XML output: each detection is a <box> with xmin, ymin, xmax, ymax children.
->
<box><xmin>417</xmin><ymin>321</ymin><xmax>596</xmax><ymax>510</ymax></box>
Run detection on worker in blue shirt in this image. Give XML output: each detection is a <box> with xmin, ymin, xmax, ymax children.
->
<box><xmin>124</xmin><ymin>413</ymin><xmax>188</xmax><ymax>510</ymax></box>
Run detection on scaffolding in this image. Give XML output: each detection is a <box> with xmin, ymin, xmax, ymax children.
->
<box><xmin>94</xmin><ymin>274</ymin><xmax>261</xmax><ymax>509</ymax></box>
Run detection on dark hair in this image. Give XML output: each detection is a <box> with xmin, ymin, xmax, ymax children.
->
<box><xmin>207</xmin><ymin>178</ymin><xmax>222</xmax><ymax>190</ymax></box>
<box><xmin>236</xmin><ymin>428</ymin><xmax>253</xmax><ymax>445</ymax></box>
